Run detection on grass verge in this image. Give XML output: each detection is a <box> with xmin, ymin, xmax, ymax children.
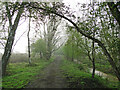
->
<box><xmin>2</xmin><ymin>58</ymin><xmax>54</xmax><ymax>88</ymax></box>
<box><xmin>61</xmin><ymin>59</ymin><xmax>119</xmax><ymax>88</ymax></box>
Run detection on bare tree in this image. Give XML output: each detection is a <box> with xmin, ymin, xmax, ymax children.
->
<box><xmin>43</xmin><ymin>15</ymin><xmax>62</xmax><ymax>60</ymax></box>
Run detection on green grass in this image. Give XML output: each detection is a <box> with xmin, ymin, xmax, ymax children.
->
<box><xmin>95</xmin><ymin>63</ymin><xmax>115</xmax><ymax>75</ymax></box>
<box><xmin>2</xmin><ymin>58</ymin><xmax>54</xmax><ymax>88</ymax></box>
<box><xmin>61</xmin><ymin>59</ymin><xmax>119</xmax><ymax>88</ymax></box>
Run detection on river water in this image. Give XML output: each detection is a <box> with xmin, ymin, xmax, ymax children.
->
<box><xmin>73</xmin><ymin>59</ymin><xmax>118</xmax><ymax>82</ymax></box>
<box><xmin>89</xmin><ymin>68</ymin><xmax>118</xmax><ymax>82</ymax></box>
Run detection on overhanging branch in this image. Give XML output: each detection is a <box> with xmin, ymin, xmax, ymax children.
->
<box><xmin>29</xmin><ymin>4</ymin><xmax>104</xmax><ymax>47</ymax></box>
<box><xmin>29</xmin><ymin>4</ymin><xmax>120</xmax><ymax>81</ymax></box>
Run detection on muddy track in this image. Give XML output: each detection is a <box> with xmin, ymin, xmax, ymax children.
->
<box><xmin>24</xmin><ymin>56</ymin><xmax>69</xmax><ymax>88</ymax></box>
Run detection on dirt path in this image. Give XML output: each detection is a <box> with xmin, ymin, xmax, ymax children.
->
<box><xmin>25</xmin><ymin>56</ymin><xmax>69</xmax><ymax>88</ymax></box>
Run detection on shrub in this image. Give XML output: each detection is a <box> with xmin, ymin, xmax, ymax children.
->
<box><xmin>9</xmin><ymin>53</ymin><xmax>28</xmax><ymax>63</ymax></box>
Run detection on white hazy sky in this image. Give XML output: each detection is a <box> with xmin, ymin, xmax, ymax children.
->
<box><xmin>0</xmin><ymin>0</ymin><xmax>90</xmax><ymax>54</ymax></box>
<box><xmin>13</xmin><ymin>0</ymin><xmax>82</xmax><ymax>53</ymax></box>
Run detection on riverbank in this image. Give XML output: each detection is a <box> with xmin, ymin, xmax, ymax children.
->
<box><xmin>73</xmin><ymin>59</ymin><xmax>118</xmax><ymax>82</ymax></box>
<box><xmin>66</xmin><ymin>59</ymin><xmax>120</xmax><ymax>88</ymax></box>
<box><xmin>89</xmin><ymin>68</ymin><xmax>118</xmax><ymax>82</ymax></box>
<box><xmin>61</xmin><ymin>59</ymin><xmax>111</xmax><ymax>88</ymax></box>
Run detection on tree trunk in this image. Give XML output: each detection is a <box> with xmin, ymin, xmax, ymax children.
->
<box><xmin>71</xmin><ymin>45</ymin><xmax>74</xmax><ymax>61</ymax></box>
<box><xmin>27</xmin><ymin>32</ymin><xmax>31</xmax><ymax>65</ymax></box>
<box><xmin>2</xmin><ymin>6</ymin><xmax>24</xmax><ymax>76</ymax></box>
<box><xmin>92</xmin><ymin>13</ymin><xmax>96</xmax><ymax>78</ymax></box>
<box><xmin>40</xmin><ymin>52</ymin><xmax>43</xmax><ymax>59</ymax></box>
<box><xmin>27</xmin><ymin>9</ymin><xmax>31</xmax><ymax>65</ymax></box>
<box><xmin>92</xmin><ymin>60</ymin><xmax>95</xmax><ymax>78</ymax></box>
<box><xmin>92</xmin><ymin>40</ymin><xmax>95</xmax><ymax>78</ymax></box>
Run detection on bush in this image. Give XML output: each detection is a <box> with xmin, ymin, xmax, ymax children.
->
<box><xmin>9</xmin><ymin>53</ymin><xmax>28</xmax><ymax>63</ymax></box>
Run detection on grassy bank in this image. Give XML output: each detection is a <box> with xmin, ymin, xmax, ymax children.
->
<box><xmin>61</xmin><ymin>59</ymin><xmax>119</xmax><ymax>88</ymax></box>
<box><xmin>95</xmin><ymin>63</ymin><xmax>115</xmax><ymax>75</ymax></box>
<box><xmin>2</xmin><ymin>58</ymin><xmax>54</xmax><ymax>88</ymax></box>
